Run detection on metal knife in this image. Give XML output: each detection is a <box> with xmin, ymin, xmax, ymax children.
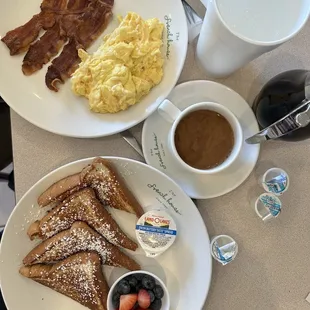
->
<box><xmin>121</xmin><ymin>130</ymin><xmax>144</xmax><ymax>159</ymax></box>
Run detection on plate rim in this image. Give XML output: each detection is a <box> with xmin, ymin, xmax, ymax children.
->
<box><xmin>142</xmin><ymin>79</ymin><xmax>261</xmax><ymax>199</ymax></box>
<box><xmin>0</xmin><ymin>156</ymin><xmax>212</xmax><ymax>310</ymax></box>
<box><xmin>0</xmin><ymin>1</ymin><xmax>188</xmax><ymax>138</ymax></box>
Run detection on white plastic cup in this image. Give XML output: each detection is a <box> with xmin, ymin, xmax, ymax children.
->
<box><xmin>260</xmin><ymin>168</ymin><xmax>289</xmax><ymax>195</ymax></box>
<box><xmin>210</xmin><ymin>235</ymin><xmax>238</xmax><ymax>265</ymax></box>
<box><xmin>255</xmin><ymin>193</ymin><xmax>282</xmax><ymax>222</ymax></box>
<box><xmin>197</xmin><ymin>0</ymin><xmax>310</xmax><ymax>77</ymax></box>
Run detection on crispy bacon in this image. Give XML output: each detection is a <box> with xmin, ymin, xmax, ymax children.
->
<box><xmin>76</xmin><ymin>0</ymin><xmax>113</xmax><ymax>46</ymax></box>
<box><xmin>22</xmin><ymin>23</ymin><xmax>66</xmax><ymax>76</ymax></box>
<box><xmin>40</xmin><ymin>0</ymin><xmax>68</xmax><ymax>11</ymax></box>
<box><xmin>1</xmin><ymin>12</ymin><xmax>55</xmax><ymax>55</ymax></box>
<box><xmin>1</xmin><ymin>0</ymin><xmax>114</xmax><ymax>90</ymax></box>
<box><xmin>46</xmin><ymin>0</ymin><xmax>113</xmax><ymax>91</ymax></box>
<box><xmin>22</xmin><ymin>0</ymin><xmax>92</xmax><ymax>80</ymax></box>
<box><xmin>45</xmin><ymin>38</ymin><xmax>81</xmax><ymax>91</ymax></box>
<box><xmin>67</xmin><ymin>0</ymin><xmax>90</xmax><ymax>10</ymax></box>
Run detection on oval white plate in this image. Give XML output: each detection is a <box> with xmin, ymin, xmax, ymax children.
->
<box><xmin>0</xmin><ymin>0</ymin><xmax>187</xmax><ymax>137</ymax></box>
<box><xmin>142</xmin><ymin>80</ymin><xmax>260</xmax><ymax>199</ymax></box>
<box><xmin>0</xmin><ymin>157</ymin><xmax>211</xmax><ymax>310</ymax></box>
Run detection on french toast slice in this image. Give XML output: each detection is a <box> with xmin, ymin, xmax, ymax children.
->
<box><xmin>20</xmin><ymin>252</ymin><xmax>109</xmax><ymax>310</ymax></box>
<box><xmin>38</xmin><ymin>173</ymin><xmax>85</xmax><ymax>207</ymax></box>
<box><xmin>81</xmin><ymin>158</ymin><xmax>144</xmax><ymax>217</ymax></box>
<box><xmin>23</xmin><ymin>221</ymin><xmax>140</xmax><ymax>271</ymax></box>
<box><xmin>28</xmin><ymin>188</ymin><xmax>138</xmax><ymax>251</ymax></box>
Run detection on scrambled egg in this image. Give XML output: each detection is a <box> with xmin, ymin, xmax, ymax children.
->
<box><xmin>71</xmin><ymin>12</ymin><xmax>164</xmax><ymax>114</ymax></box>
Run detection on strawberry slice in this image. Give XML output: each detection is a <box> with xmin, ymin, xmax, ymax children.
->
<box><xmin>119</xmin><ymin>294</ymin><xmax>138</xmax><ymax>310</ymax></box>
<box><xmin>138</xmin><ymin>289</ymin><xmax>151</xmax><ymax>309</ymax></box>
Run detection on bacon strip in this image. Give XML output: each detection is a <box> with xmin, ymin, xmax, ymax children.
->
<box><xmin>2</xmin><ymin>0</ymin><xmax>114</xmax><ymax>91</ymax></box>
<box><xmin>22</xmin><ymin>23</ymin><xmax>66</xmax><ymax>76</ymax></box>
<box><xmin>67</xmin><ymin>0</ymin><xmax>90</xmax><ymax>10</ymax></box>
<box><xmin>76</xmin><ymin>0</ymin><xmax>113</xmax><ymax>46</ymax></box>
<box><xmin>40</xmin><ymin>0</ymin><xmax>68</xmax><ymax>11</ymax></box>
<box><xmin>45</xmin><ymin>38</ymin><xmax>81</xmax><ymax>91</ymax></box>
<box><xmin>46</xmin><ymin>0</ymin><xmax>113</xmax><ymax>91</ymax></box>
<box><xmin>1</xmin><ymin>12</ymin><xmax>55</xmax><ymax>55</ymax></box>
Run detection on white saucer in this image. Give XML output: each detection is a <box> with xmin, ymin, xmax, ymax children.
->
<box><xmin>142</xmin><ymin>80</ymin><xmax>260</xmax><ymax>199</ymax></box>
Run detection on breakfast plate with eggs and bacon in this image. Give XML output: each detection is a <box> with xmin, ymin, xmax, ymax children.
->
<box><xmin>0</xmin><ymin>0</ymin><xmax>188</xmax><ymax>137</ymax></box>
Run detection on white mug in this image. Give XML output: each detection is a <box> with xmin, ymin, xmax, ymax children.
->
<box><xmin>197</xmin><ymin>0</ymin><xmax>310</xmax><ymax>77</ymax></box>
<box><xmin>157</xmin><ymin>100</ymin><xmax>243</xmax><ymax>174</ymax></box>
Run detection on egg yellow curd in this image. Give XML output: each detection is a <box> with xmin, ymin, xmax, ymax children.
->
<box><xmin>71</xmin><ymin>12</ymin><xmax>164</xmax><ymax>114</ymax></box>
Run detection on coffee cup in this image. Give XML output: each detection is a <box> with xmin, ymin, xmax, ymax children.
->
<box><xmin>157</xmin><ymin>100</ymin><xmax>243</xmax><ymax>174</ymax></box>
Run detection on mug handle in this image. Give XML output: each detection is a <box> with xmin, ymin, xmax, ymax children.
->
<box><xmin>157</xmin><ymin>99</ymin><xmax>181</xmax><ymax>123</ymax></box>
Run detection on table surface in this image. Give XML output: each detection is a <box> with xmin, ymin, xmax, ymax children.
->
<box><xmin>10</xmin><ymin>1</ymin><xmax>310</xmax><ymax>309</ymax></box>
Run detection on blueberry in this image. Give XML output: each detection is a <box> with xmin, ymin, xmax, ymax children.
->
<box><xmin>148</xmin><ymin>290</ymin><xmax>156</xmax><ymax>303</ymax></box>
<box><xmin>116</xmin><ymin>279</ymin><xmax>131</xmax><ymax>295</ymax></box>
<box><xmin>150</xmin><ymin>298</ymin><xmax>162</xmax><ymax>310</ymax></box>
<box><xmin>134</xmin><ymin>282</ymin><xmax>143</xmax><ymax>293</ymax></box>
<box><xmin>141</xmin><ymin>275</ymin><xmax>156</xmax><ymax>290</ymax></box>
<box><xmin>126</xmin><ymin>275</ymin><xmax>138</xmax><ymax>288</ymax></box>
<box><xmin>153</xmin><ymin>284</ymin><xmax>164</xmax><ymax>299</ymax></box>
<box><xmin>134</xmin><ymin>273</ymin><xmax>144</xmax><ymax>281</ymax></box>
<box><xmin>112</xmin><ymin>292</ymin><xmax>120</xmax><ymax>308</ymax></box>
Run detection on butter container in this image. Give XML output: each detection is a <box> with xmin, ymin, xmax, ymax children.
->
<box><xmin>135</xmin><ymin>210</ymin><xmax>177</xmax><ymax>257</ymax></box>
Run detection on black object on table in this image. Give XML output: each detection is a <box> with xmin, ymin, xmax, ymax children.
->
<box><xmin>0</xmin><ymin>96</ymin><xmax>14</xmax><ymax>191</ymax></box>
<box><xmin>253</xmin><ymin>69</ymin><xmax>310</xmax><ymax>142</ymax></box>
<box><xmin>0</xmin><ymin>229</ymin><xmax>7</xmax><ymax>310</ymax></box>
<box><xmin>0</xmin><ymin>96</ymin><xmax>13</xmax><ymax>309</ymax></box>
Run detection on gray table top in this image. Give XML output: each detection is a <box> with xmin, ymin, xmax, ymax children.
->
<box><xmin>10</xmin><ymin>1</ymin><xmax>310</xmax><ymax>309</ymax></box>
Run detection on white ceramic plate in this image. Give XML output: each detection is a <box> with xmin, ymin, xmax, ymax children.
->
<box><xmin>0</xmin><ymin>0</ymin><xmax>187</xmax><ymax>137</ymax></box>
<box><xmin>0</xmin><ymin>157</ymin><xmax>211</xmax><ymax>310</ymax></box>
<box><xmin>142</xmin><ymin>80</ymin><xmax>260</xmax><ymax>199</ymax></box>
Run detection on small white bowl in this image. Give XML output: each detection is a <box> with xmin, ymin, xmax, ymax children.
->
<box><xmin>107</xmin><ymin>270</ymin><xmax>170</xmax><ymax>310</ymax></box>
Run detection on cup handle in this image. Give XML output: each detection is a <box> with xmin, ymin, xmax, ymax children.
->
<box><xmin>157</xmin><ymin>99</ymin><xmax>182</xmax><ymax>123</ymax></box>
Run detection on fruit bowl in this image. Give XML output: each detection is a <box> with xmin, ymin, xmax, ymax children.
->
<box><xmin>107</xmin><ymin>270</ymin><xmax>170</xmax><ymax>310</ymax></box>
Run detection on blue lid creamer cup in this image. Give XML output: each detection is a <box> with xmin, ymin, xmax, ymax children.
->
<box><xmin>255</xmin><ymin>193</ymin><xmax>282</xmax><ymax>222</ymax></box>
<box><xmin>135</xmin><ymin>210</ymin><xmax>177</xmax><ymax>258</ymax></box>
<box><xmin>261</xmin><ymin>168</ymin><xmax>289</xmax><ymax>195</ymax></box>
<box><xmin>210</xmin><ymin>235</ymin><xmax>238</xmax><ymax>265</ymax></box>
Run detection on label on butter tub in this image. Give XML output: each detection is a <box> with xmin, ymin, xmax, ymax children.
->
<box><xmin>135</xmin><ymin>210</ymin><xmax>177</xmax><ymax>257</ymax></box>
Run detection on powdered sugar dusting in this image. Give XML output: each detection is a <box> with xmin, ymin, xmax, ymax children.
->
<box><xmin>38</xmin><ymin>189</ymin><xmax>130</xmax><ymax>248</ymax></box>
<box><xmin>87</xmin><ymin>165</ymin><xmax>116</xmax><ymax>204</ymax></box>
<box><xmin>119</xmin><ymin>163</ymin><xmax>136</xmax><ymax>177</ymax></box>
<box><xmin>45</xmin><ymin>253</ymin><xmax>106</xmax><ymax>306</ymax></box>
<box><xmin>34</xmin><ymin>226</ymin><xmax>112</xmax><ymax>264</ymax></box>
<box><xmin>92</xmin><ymin>179</ymin><xmax>113</xmax><ymax>204</ymax></box>
<box><xmin>19</xmin><ymin>204</ymin><xmax>50</xmax><ymax>233</ymax></box>
<box><xmin>83</xmin><ymin>164</ymin><xmax>124</xmax><ymax>214</ymax></box>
